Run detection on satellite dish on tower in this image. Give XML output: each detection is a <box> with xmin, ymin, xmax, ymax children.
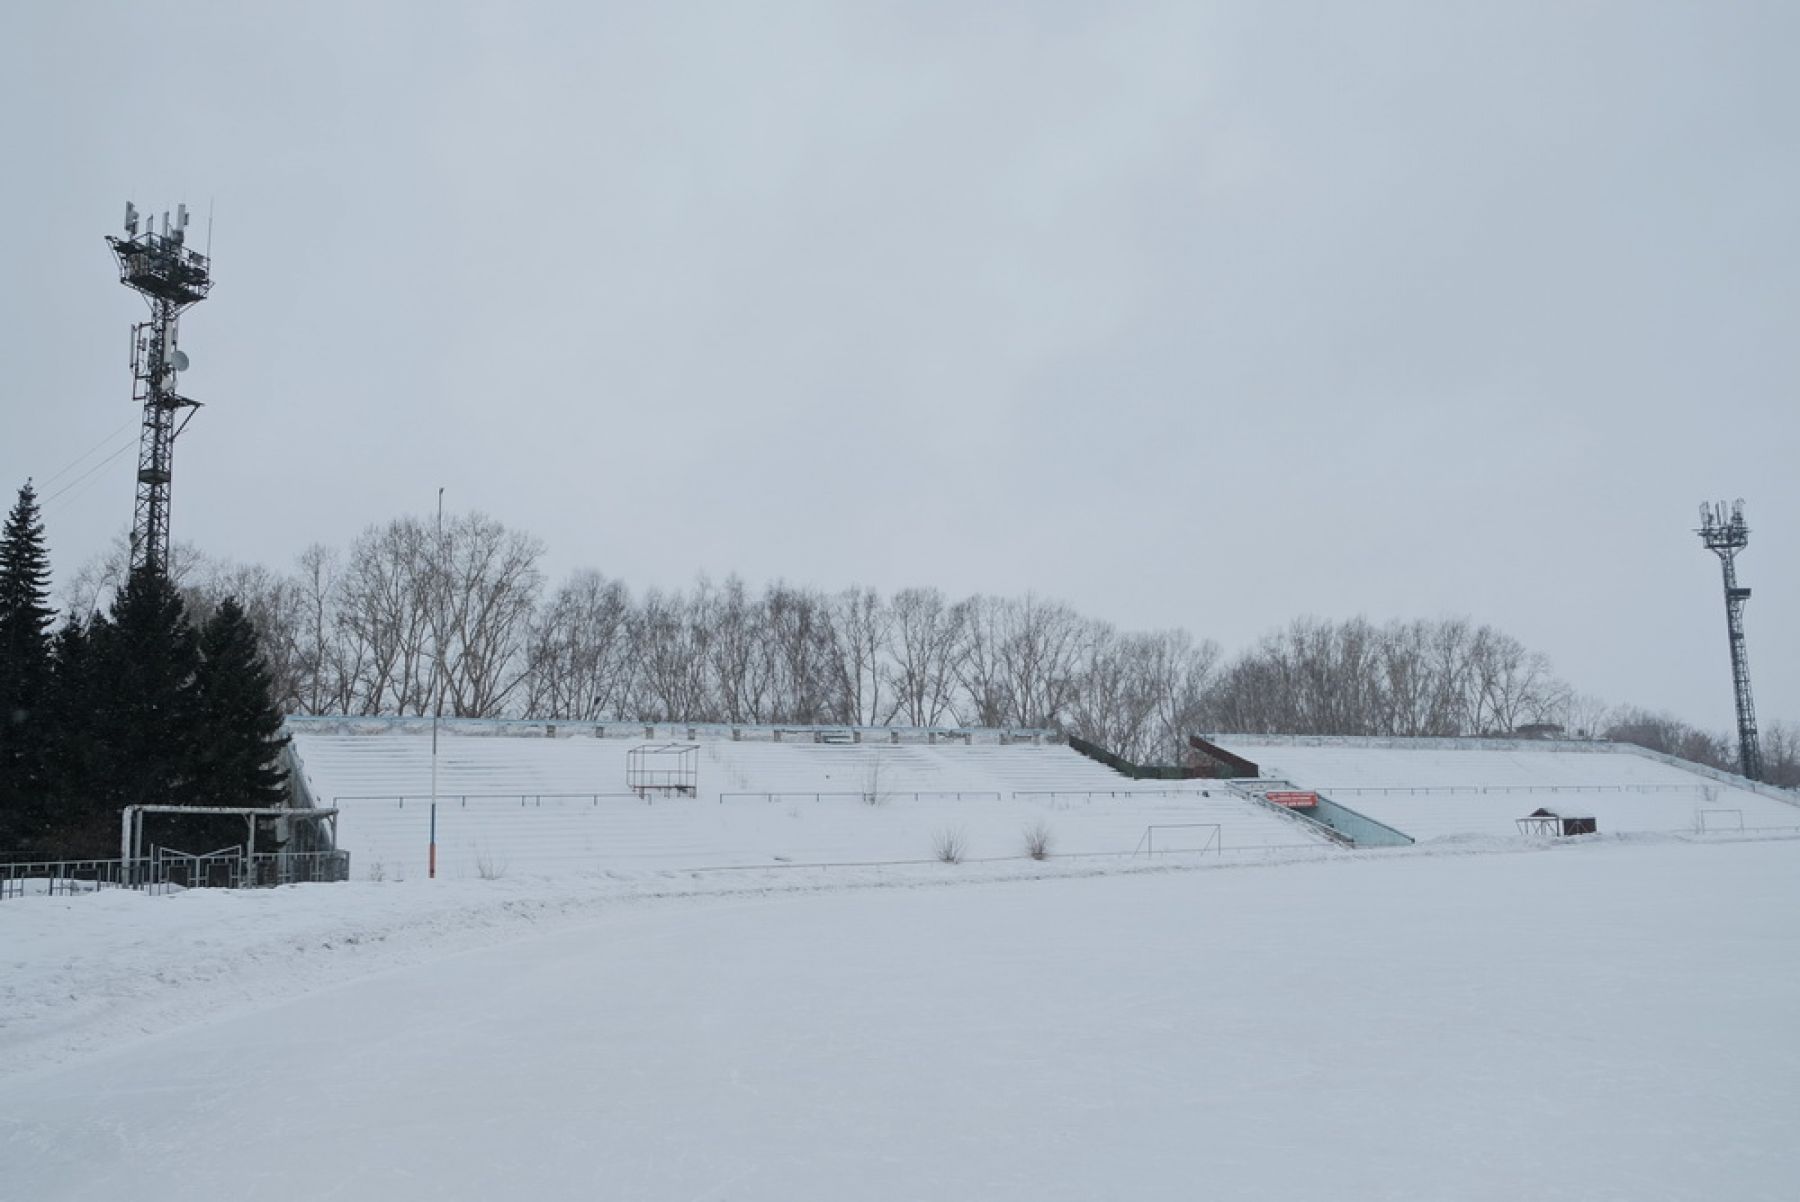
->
<box><xmin>169</xmin><ymin>349</ymin><xmax>190</xmax><ymax>372</ymax></box>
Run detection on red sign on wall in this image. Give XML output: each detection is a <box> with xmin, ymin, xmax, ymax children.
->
<box><xmin>1265</xmin><ymin>791</ymin><xmax>1318</xmax><ymax>808</ymax></box>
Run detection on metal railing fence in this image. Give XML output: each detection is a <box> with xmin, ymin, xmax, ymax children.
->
<box><xmin>0</xmin><ymin>849</ymin><xmax>351</xmax><ymax>899</ymax></box>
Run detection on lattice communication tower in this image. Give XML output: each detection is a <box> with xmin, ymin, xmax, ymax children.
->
<box><xmin>1696</xmin><ymin>500</ymin><xmax>1761</xmax><ymax>781</ymax></box>
<box><xmin>106</xmin><ymin>202</ymin><xmax>212</xmax><ymax>576</ymax></box>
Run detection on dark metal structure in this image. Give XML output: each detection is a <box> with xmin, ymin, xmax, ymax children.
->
<box><xmin>1516</xmin><ymin>808</ymin><xmax>1597</xmax><ymax>838</ymax></box>
<box><xmin>1697</xmin><ymin>500</ymin><xmax>1762</xmax><ymax>781</ymax></box>
<box><xmin>106</xmin><ymin>202</ymin><xmax>212</xmax><ymax>576</ymax></box>
<box><xmin>1185</xmin><ymin>734</ymin><xmax>1261</xmax><ymax>780</ymax></box>
<box><xmin>626</xmin><ymin>743</ymin><xmax>700</xmax><ymax>797</ymax></box>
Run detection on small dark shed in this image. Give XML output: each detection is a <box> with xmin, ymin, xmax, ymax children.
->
<box><xmin>1516</xmin><ymin>807</ymin><xmax>1597</xmax><ymax>837</ymax></box>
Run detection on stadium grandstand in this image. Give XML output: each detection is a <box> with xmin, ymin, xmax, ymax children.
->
<box><xmin>284</xmin><ymin>719</ymin><xmax>1329</xmax><ymax>879</ymax></box>
<box><xmin>282</xmin><ymin>721</ymin><xmax>1800</xmax><ymax>880</ymax></box>
<box><xmin>1200</xmin><ymin>734</ymin><xmax>1800</xmax><ymax>842</ymax></box>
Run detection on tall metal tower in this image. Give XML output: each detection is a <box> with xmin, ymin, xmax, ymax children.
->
<box><xmin>1696</xmin><ymin>499</ymin><xmax>1762</xmax><ymax>781</ymax></box>
<box><xmin>106</xmin><ymin>202</ymin><xmax>212</xmax><ymax>577</ymax></box>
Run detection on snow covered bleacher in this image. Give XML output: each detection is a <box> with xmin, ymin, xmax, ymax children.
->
<box><xmin>1206</xmin><ymin>735</ymin><xmax>1800</xmax><ymax>843</ymax></box>
<box><xmin>286</xmin><ymin>719</ymin><xmax>1328</xmax><ymax>878</ymax></box>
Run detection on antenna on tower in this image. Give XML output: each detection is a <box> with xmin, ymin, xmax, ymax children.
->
<box><xmin>1696</xmin><ymin>499</ymin><xmax>1762</xmax><ymax>781</ymax></box>
<box><xmin>106</xmin><ymin>199</ymin><xmax>214</xmax><ymax>578</ymax></box>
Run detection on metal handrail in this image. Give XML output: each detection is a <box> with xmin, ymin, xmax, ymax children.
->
<box><xmin>0</xmin><ymin>850</ymin><xmax>350</xmax><ymax>899</ymax></box>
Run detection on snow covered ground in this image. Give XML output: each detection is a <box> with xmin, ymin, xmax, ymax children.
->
<box><xmin>4</xmin><ymin>835</ymin><xmax>1798</xmax><ymax>1201</ymax></box>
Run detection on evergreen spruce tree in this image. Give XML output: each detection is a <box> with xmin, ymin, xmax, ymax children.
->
<box><xmin>190</xmin><ymin>597</ymin><xmax>290</xmax><ymax>809</ymax></box>
<box><xmin>42</xmin><ymin>617</ymin><xmax>106</xmax><ymax>855</ymax></box>
<box><xmin>0</xmin><ymin>482</ymin><xmax>56</xmax><ymax>854</ymax></box>
<box><xmin>89</xmin><ymin>567</ymin><xmax>201</xmax><ymax>828</ymax></box>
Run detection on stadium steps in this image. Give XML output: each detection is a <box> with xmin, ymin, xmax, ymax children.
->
<box><xmin>287</xmin><ymin>726</ymin><xmax>1338</xmax><ymax>876</ymax></box>
<box><xmin>1228</xmin><ymin>781</ymin><xmax>1413</xmax><ymax>848</ymax></box>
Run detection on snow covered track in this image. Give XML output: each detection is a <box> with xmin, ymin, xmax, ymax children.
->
<box><xmin>4</xmin><ymin>837</ymin><xmax>1799</xmax><ymax>1201</ymax></box>
<box><xmin>1</xmin><ymin>851</ymin><xmax>1349</xmax><ymax>1081</ymax></box>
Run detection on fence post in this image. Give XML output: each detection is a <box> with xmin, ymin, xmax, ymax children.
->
<box><xmin>119</xmin><ymin>805</ymin><xmax>134</xmax><ymax>887</ymax></box>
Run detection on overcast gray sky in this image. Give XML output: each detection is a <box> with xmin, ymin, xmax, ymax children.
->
<box><xmin>3</xmin><ymin>1</ymin><xmax>1794</xmax><ymax>733</ymax></box>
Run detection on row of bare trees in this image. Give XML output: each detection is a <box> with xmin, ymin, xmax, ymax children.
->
<box><xmin>62</xmin><ymin>514</ymin><xmax>1220</xmax><ymax>761</ymax></box>
<box><xmin>66</xmin><ymin>516</ymin><xmax>543</xmax><ymax>725</ymax></box>
<box><xmin>417</xmin><ymin>556</ymin><xmax>1218</xmax><ymax>763</ymax></box>
<box><xmin>1206</xmin><ymin>616</ymin><xmax>1572</xmax><ymax>738</ymax></box>
<box><xmin>58</xmin><ymin>511</ymin><xmax>1796</xmax><ymax>779</ymax></box>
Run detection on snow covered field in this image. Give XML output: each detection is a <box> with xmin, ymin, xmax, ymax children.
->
<box><xmin>5</xmin><ymin>836</ymin><xmax>1798</xmax><ymax>1200</ymax></box>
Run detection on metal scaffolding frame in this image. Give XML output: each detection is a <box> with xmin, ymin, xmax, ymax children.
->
<box><xmin>626</xmin><ymin>743</ymin><xmax>700</xmax><ymax>797</ymax></box>
<box><xmin>106</xmin><ymin>202</ymin><xmax>213</xmax><ymax>576</ymax></box>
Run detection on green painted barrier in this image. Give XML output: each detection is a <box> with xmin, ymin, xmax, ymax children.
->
<box><xmin>1067</xmin><ymin>736</ymin><xmax>1202</xmax><ymax>781</ymax></box>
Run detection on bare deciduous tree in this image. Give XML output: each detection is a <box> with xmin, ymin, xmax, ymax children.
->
<box><xmin>426</xmin><ymin>512</ymin><xmax>544</xmax><ymax>718</ymax></box>
<box><xmin>61</xmin><ymin>531</ymin><xmax>209</xmax><ymax>620</ymax></box>
<box><xmin>1202</xmin><ymin>615</ymin><xmax>1574</xmax><ymax>740</ymax></box>
<box><xmin>954</xmin><ymin>595</ymin><xmax>1012</xmax><ymax>728</ymax></box>
<box><xmin>884</xmin><ymin>587</ymin><xmax>966</xmax><ymax>728</ymax></box>
<box><xmin>183</xmin><ymin>559</ymin><xmax>307</xmax><ymax>712</ymax></box>
<box><xmin>1466</xmin><ymin>627</ymin><xmax>1565</xmax><ymax>735</ymax></box>
<box><xmin>525</xmin><ymin>569</ymin><xmax>634</xmax><ymax>720</ymax></box>
<box><xmin>705</xmin><ymin>576</ymin><xmax>768</xmax><ymax>723</ymax></box>
<box><xmin>91</xmin><ymin>499</ymin><xmax>1687</xmax><ymax>764</ymax></box>
<box><xmin>1602</xmin><ymin>707</ymin><xmax>1733</xmax><ymax>770</ymax></box>
<box><xmin>337</xmin><ymin>517</ymin><xmax>434</xmax><ymax>715</ymax></box>
<box><xmin>631</xmin><ymin>585</ymin><xmax>715</xmax><ymax>723</ymax></box>
<box><xmin>1066</xmin><ymin>624</ymin><xmax>1158</xmax><ymax>762</ymax></box>
<box><xmin>827</xmin><ymin>586</ymin><xmax>891</xmax><ymax>727</ymax></box>
<box><xmin>765</xmin><ymin>583</ymin><xmax>835</xmax><ymax>724</ymax></box>
<box><xmin>997</xmin><ymin>596</ymin><xmax>1087</xmax><ymax>730</ymax></box>
<box><xmin>1143</xmin><ymin>629</ymin><xmax>1220</xmax><ymax>762</ymax></box>
<box><xmin>1759</xmin><ymin>722</ymin><xmax>1800</xmax><ymax>789</ymax></box>
<box><xmin>292</xmin><ymin>543</ymin><xmax>355</xmax><ymax>715</ymax></box>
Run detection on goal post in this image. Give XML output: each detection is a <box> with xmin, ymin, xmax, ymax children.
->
<box><xmin>1133</xmin><ymin>823</ymin><xmax>1222</xmax><ymax>858</ymax></box>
